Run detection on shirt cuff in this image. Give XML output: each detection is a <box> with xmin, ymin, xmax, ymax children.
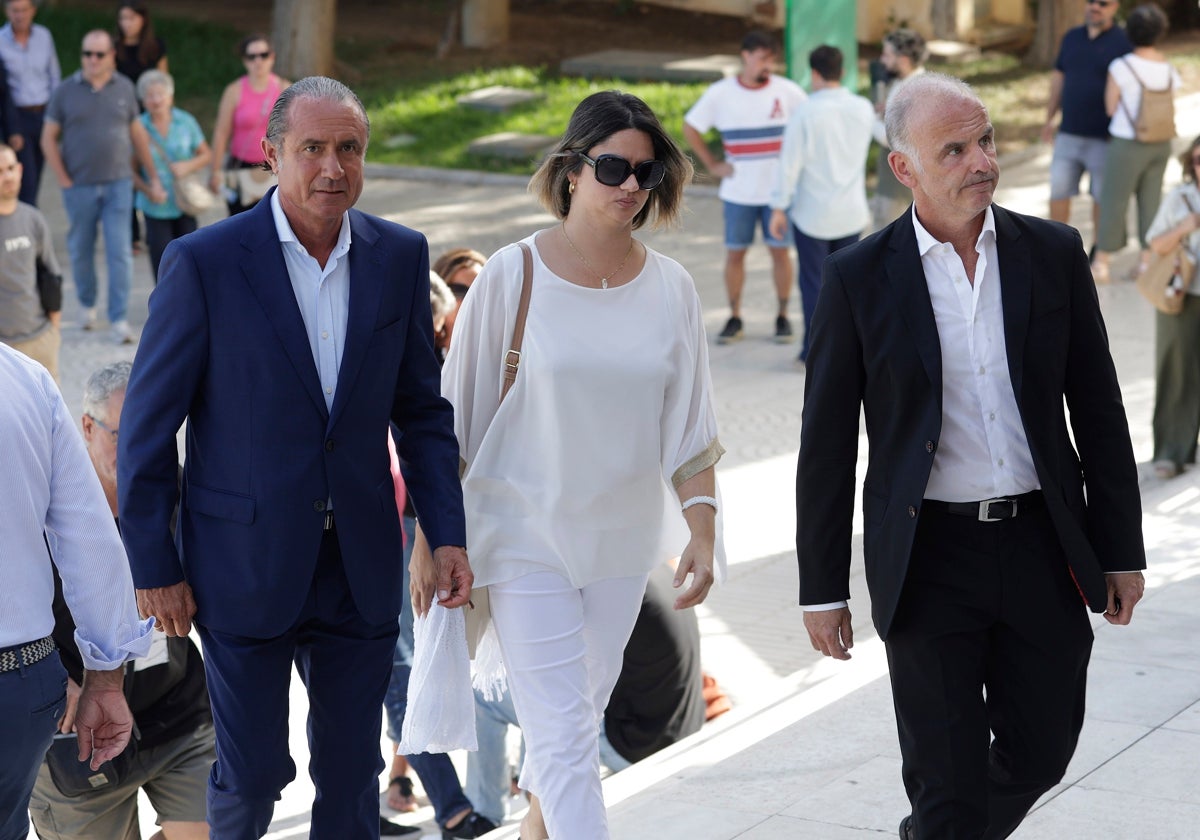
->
<box><xmin>802</xmin><ymin>600</ymin><xmax>847</xmax><ymax>611</ymax></box>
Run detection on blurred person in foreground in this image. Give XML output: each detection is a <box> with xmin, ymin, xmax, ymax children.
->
<box><xmin>29</xmin><ymin>361</ymin><xmax>214</xmax><ymax>840</ymax></box>
<box><xmin>0</xmin><ymin>344</ymin><xmax>152</xmax><ymax>840</ymax></box>
<box><xmin>118</xmin><ymin>76</ymin><xmax>469</xmax><ymax>838</ymax></box>
<box><xmin>796</xmin><ymin>73</ymin><xmax>1145</xmax><ymax>840</ymax></box>
<box><xmin>416</xmin><ymin>89</ymin><xmax>724</xmax><ymax>840</ymax></box>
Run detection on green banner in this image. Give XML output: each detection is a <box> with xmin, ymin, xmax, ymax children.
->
<box><xmin>786</xmin><ymin>0</ymin><xmax>859</xmax><ymax>91</ymax></box>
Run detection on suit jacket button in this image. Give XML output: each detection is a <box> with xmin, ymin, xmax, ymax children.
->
<box><xmin>325</xmin><ymin>439</ymin><xmax>335</xmax><ymax>452</ymax></box>
<box><xmin>313</xmin><ymin>500</ymin><xmax>326</xmax><ymax>512</ymax></box>
<box><xmin>925</xmin><ymin>440</ymin><xmax>934</xmax><ymax>453</ymax></box>
<box><xmin>907</xmin><ymin>505</ymin><xmax>916</xmax><ymax>518</ymax></box>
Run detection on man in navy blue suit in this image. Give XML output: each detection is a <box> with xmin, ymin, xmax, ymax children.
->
<box><xmin>117</xmin><ymin>76</ymin><xmax>472</xmax><ymax>839</ymax></box>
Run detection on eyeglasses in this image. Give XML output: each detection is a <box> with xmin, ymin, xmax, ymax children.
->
<box><xmin>243</xmin><ymin>51</ymin><xmax>271</xmax><ymax>61</ymax></box>
<box><xmin>81</xmin><ymin>50</ymin><xmax>110</xmax><ymax>58</ymax></box>
<box><xmin>578</xmin><ymin>152</ymin><xmax>666</xmax><ymax>190</ymax></box>
<box><xmin>87</xmin><ymin>415</ymin><xmax>118</xmax><ymax>444</ymax></box>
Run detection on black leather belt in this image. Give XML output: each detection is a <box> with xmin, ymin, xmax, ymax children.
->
<box><xmin>923</xmin><ymin>490</ymin><xmax>1043</xmax><ymax>522</ymax></box>
<box><xmin>17</xmin><ymin>104</ymin><xmax>45</xmax><ymax>114</ymax></box>
<box><xmin>0</xmin><ymin>636</ymin><xmax>56</xmax><ymax>673</ymax></box>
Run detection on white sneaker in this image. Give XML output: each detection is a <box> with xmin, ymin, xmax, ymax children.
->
<box><xmin>111</xmin><ymin>320</ymin><xmax>135</xmax><ymax>345</ymax></box>
<box><xmin>81</xmin><ymin>307</ymin><xmax>98</xmax><ymax>330</ymax></box>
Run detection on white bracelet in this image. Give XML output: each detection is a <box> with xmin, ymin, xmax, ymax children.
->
<box><xmin>681</xmin><ymin>495</ymin><xmax>718</xmax><ymax>514</ymax></box>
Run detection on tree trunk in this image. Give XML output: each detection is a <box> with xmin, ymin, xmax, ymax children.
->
<box><xmin>462</xmin><ymin>0</ymin><xmax>510</xmax><ymax>48</ymax></box>
<box><xmin>272</xmin><ymin>0</ymin><xmax>337</xmax><ymax>80</ymax></box>
<box><xmin>1025</xmin><ymin>0</ymin><xmax>1083</xmax><ymax>68</ymax></box>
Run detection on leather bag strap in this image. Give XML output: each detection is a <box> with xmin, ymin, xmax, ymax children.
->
<box><xmin>501</xmin><ymin>242</ymin><xmax>533</xmax><ymax>402</ymax></box>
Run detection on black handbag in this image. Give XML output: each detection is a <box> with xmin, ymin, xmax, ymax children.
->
<box><xmin>44</xmin><ymin>663</ymin><xmax>140</xmax><ymax>797</ymax></box>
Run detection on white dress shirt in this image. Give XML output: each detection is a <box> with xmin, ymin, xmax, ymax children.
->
<box><xmin>915</xmin><ymin>205</ymin><xmax>1040</xmax><ymax>501</ymax></box>
<box><xmin>0</xmin><ymin>345</ymin><xmax>152</xmax><ymax>666</ymax></box>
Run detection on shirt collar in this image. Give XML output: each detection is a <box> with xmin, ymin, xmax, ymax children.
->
<box><xmin>270</xmin><ymin>189</ymin><xmax>352</xmax><ymax>261</ymax></box>
<box><xmin>911</xmin><ymin>204</ymin><xmax>996</xmax><ymax>257</ymax></box>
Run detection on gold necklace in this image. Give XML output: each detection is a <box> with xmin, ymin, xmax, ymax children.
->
<box><xmin>561</xmin><ymin>222</ymin><xmax>634</xmax><ymax>289</ymax></box>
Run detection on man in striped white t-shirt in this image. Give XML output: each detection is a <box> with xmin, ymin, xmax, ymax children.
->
<box><xmin>684</xmin><ymin>30</ymin><xmax>806</xmax><ymax>345</ymax></box>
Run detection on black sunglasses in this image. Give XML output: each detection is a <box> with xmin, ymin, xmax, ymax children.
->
<box><xmin>578</xmin><ymin>152</ymin><xmax>665</xmax><ymax>190</ymax></box>
<box><xmin>1086</xmin><ymin>0</ymin><xmax>1113</xmax><ymax>6</ymax></box>
<box><xmin>81</xmin><ymin>50</ymin><xmax>110</xmax><ymax>58</ymax></box>
<box><xmin>244</xmin><ymin>51</ymin><xmax>272</xmax><ymax>61</ymax></box>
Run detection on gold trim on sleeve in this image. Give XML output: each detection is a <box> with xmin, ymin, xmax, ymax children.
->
<box><xmin>671</xmin><ymin>438</ymin><xmax>725</xmax><ymax>489</ymax></box>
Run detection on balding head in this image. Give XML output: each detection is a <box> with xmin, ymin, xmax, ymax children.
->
<box><xmin>885</xmin><ymin>73</ymin><xmax>985</xmax><ymax>165</ymax></box>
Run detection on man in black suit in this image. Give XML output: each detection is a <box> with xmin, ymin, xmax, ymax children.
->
<box><xmin>795</xmin><ymin>73</ymin><xmax>1146</xmax><ymax>840</ymax></box>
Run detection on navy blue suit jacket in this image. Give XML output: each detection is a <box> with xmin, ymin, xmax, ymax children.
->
<box><xmin>118</xmin><ymin>191</ymin><xmax>465</xmax><ymax>638</ymax></box>
<box><xmin>796</xmin><ymin>205</ymin><xmax>1146</xmax><ymax>639</ymax></box>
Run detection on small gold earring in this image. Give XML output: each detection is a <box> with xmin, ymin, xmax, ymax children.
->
<box><xmin>568</xmin><ymin>181</ymin><xmax>575</xmax><ymax>194</ymax></box>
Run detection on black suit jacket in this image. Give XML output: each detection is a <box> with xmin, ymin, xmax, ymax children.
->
<box><xmin>796</xmin><ymin>204</ymin><xmax>1145</xmax><ymax>639</ymax></box>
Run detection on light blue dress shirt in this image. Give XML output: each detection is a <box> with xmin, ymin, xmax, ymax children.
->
<box><xmin>0</xmin><ymin>23</ymin><xmax>61</xmax><ymax>107</ymax></box>
<box><xmin>269</xmin><ymin>190</ymin><xmax>352</xmax><ymax>414</ymax></box>
<box><xmin>0</xmin><ymin>345</ymin><xmax>152</xmax><ymax>668</ymax></box>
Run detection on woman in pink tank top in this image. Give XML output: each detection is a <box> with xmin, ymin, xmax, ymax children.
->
<box><xmin>208</xmin><ymin>34</ymin><xmax>291</xmax><ymax>215</ymax></box>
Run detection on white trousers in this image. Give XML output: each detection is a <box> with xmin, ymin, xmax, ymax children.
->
<box><xmin>489</xmin><ymin>570</ymin><xmax>649</xmax><ymax>840</ymax></box>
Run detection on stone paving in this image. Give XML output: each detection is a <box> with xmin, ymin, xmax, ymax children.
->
<box><xmin>27</xmin><ymin>94</ymin><xmax>1200</xmax><ymax>837</ymax></box>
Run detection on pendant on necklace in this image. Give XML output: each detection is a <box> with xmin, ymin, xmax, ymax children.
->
<box><xmin>601</xmin><ymin>278</ymin><xmax>608</xmax><ymax>289</ymax></box>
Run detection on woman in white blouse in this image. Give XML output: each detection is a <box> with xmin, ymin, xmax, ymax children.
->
<box><xmin>416</xmin><ymin>91</ymin><xmax>724</xmax><ymax>839</ymax></box>
<box><xmin>1145</xmin><ymin>135</ymin><xmax>1200</xmax><ymax>479</ymax></box>
<box><xmin>1092</xmin><ymin>2</ymin><xmax>1178</xmax><ymax>283</ymax></box>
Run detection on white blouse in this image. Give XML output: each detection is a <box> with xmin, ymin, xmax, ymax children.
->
<box><xmin>442</xmin><ymin>233</ymin><xmax>725</xmax><ymax>589</ymax></box>
<box><xmin>1146</xmin><ymin>182</ymin><xmax>1200</xmax><ymax>295</ymax></box>
<box><xmin>1107</xmin><ymin>54</ymin><xmax>1180</xmax><ymax>141</ymax></box>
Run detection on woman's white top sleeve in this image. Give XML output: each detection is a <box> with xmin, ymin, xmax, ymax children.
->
<box><xmin>441</xmin><ymin>234</ymin><xmax>725</xmax><ymax>589</ymax></box>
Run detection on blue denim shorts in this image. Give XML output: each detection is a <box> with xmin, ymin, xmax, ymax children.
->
<box><xmin>1049</xmin><ymin>133</ymin><xmax>1109</xmax><ymax>201</ymax></box>
<box><xmin>723</xmin><ymin>201</ymin><xmax>790</xmax><ymax>250</ymax></box>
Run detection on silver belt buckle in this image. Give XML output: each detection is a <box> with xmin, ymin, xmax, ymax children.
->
<box><xmin>977</xmin><ymin>497</ymin><xmax>1014</xmax><ymax>522</ymax></box>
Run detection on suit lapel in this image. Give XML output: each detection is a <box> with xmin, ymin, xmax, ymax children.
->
<box><xmin>239</xmin><ymin>193</ymin><xmax>329</xmax><ymax>420</ymax></box>
<box><xmin>993</xmin><ymin>206</ymin><xmax>1030</xmax><ymax>402</ymax></box>
<box><xmin>329</xmin><ymin>210</ymin><xmax>384</xmax><ymax>429</ymax></box>
<box><xmin>886</xmin><ymin>216</ymin><xmax>943</xmax><ymax>399</ymax></box>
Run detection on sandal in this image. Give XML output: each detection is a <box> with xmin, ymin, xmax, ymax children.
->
<box><xmin>386</xmin><ymin>774</ymin><xmax>417</xmax><ymax>812</ymax></box>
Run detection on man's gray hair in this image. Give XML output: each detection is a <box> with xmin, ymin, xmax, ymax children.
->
<box><xmin>264</xmin><ymin>76</ymin><xmax>370</xmax><ymax>148</ymax></box>
<box><xmin>429</xmin><ymin>271</ymin><xmax>457</xmax><ymax>321</ymax></box>
<box><xmin>82</xmin><ymin>361</ymin><xmax>131</xmax><ymax>421</ymax></box>
<box><xmin>885</xmin><ymin>73</ymin><xmax>984</xmax><ymax>161</ymax></box>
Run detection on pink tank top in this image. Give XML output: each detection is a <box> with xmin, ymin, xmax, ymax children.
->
<box><xmin>229</xmin><ymin>75</ymin><xmax>281</xmax><ymax>163</ymax></box>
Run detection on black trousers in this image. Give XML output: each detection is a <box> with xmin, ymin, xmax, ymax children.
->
<box><xmin>885</xmin><ymin>501</ymin><xmax>1094</xmax><ymax>840</ymax></box>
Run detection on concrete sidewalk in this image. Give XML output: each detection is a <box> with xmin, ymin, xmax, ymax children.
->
<box><xmin>27</xmin><ymin>94</ymin><xmax>1200</xmax><ymax>838</ymax></box>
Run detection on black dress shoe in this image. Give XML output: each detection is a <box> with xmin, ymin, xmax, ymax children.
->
<box><xmin>380</xmin><ymin>816</ymin><xmax>420</xmax><ymax>836</ymax></box>
<box><xmin>442</xmin><ymin>811</ymin><xmax>498</xmax><ymax>838</ymax></box>
<box><xmin>899</xmin><ymin>815</ymin><xmax>914</xmax><ymax>840</ymax></box>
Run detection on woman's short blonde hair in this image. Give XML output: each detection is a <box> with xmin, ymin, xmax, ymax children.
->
<box><xmin>529</xmin><ymin>91</ymin><xmax>693</xmax><ymax>230</ymax></box>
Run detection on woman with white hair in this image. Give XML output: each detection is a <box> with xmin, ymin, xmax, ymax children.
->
<box><xmin>132</xmin><ymin>70</ymin><xmax>211</xmax><ymax>283</ymax></box>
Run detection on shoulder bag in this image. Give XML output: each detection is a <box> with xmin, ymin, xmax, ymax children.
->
<box><xmin>44</xmin><ymin>663</ymin><xmax>139</xmax><ymax>796</ymax></box>
<box><xmin>146</xmin><ymin>130</ymin><xmax>214</xmax><ymax>218</ymax></box>
<box><xmin>1137</xmin><ymin>193</ymin><xmax>1199</xmax><ymax>315</ymax></box>
<box><xmin>463</xmin><ymin>241</ymin><xmax>533</xmax><ymax>659</ymax></box>
<box><xmin>1118</xmin><ymin>57</ymin><xmax>1176</xmax><ymax>144</ymax></box>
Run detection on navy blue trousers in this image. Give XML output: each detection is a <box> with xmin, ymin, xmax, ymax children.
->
<box><xmin>197</xmin><ymin>525</ymin><xmax>399</xmax><ymax>839</ymax></box>
<box><xmin>0</xmin><ymin>648</ymin><xmax>65</xmax><ymax>840</ymax></box>
<box><xmin>793</xmin><ymin>224</ymin><xmax>860</xmax><ymax>362</ymax></box>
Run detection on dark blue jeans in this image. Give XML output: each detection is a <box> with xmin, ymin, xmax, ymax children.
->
<box><xmin>0</xmin><ymin>649</ymin><xmax>66</xmax><ymax>840</ymax></box>
<box><xmin>382</xmin><ymin>514</ymin><xmax>473</xmax><ymax>826</ymax></box>
<box><xmin>793</xmin><ymin>224</ymin><xmax>860</xmax><ymax>362</ymax></box>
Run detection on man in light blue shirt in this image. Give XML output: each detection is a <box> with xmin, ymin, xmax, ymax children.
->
<box><xmin>0</xmin><ymin>343</ymin><xmax>153</xmax><ymax>840</ymax></box>
<box><xmin>0</xmin><ymin>0</ymin><xmax>60</xmax><ymax>205</ymax></box>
